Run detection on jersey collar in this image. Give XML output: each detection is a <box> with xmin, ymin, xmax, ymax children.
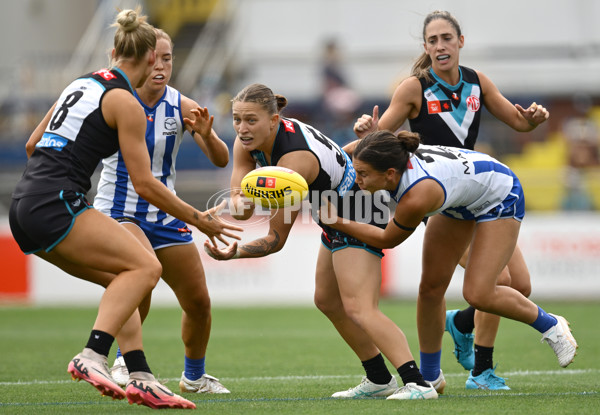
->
<box><xmin>429</xmin><ymin>66</ymin><xmax>463</xmax><ymax>90</ymax></box>
<box><xmin>111</xmin><ymin>67</ymin><xmax>134</xmax><ymax>93</ymax></box>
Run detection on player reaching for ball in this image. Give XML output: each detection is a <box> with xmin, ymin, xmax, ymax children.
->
<box><xmin>353</xmin><ymin>10</ymin><xmax>549</xmax><ymax>390</ymax></box>
<box><xmin>319</xmin><ymin>130</ymin><xmax>578</xmax><ymax>380</ymax></box>
<box><xmin>204</xmin><ymin>83</ymin><xmax>439</xmax><ymax>400</ymax></box>
<box><xmin>11</xmin><ymin>8</ymin><xmax>241</xmax><ymax>409</ymax></box>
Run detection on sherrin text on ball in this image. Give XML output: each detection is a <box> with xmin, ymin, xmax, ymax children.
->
<box><xmin>241</xmin><ymin>166</ymin><xmax>308</xmax><ymax>208</ymax></box>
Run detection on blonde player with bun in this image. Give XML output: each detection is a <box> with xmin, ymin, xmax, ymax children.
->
<box><xmin>353</xmin><ymin>10</ymin><xmax>549</xmax><ymax>391</ymax></box>
<box><xmin>14</xmin><ymin>7</ymin><xmax>240</xmax><ymax>409</ymax></box>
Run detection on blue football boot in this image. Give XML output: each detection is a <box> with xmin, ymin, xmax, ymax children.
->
<box><xmin>465</xmin><ymin>366</ymin><xmax>510</xmax><ymax>390</ymax></box>
<box><xmin>445</xmin><ymin>309</ymin><xmax>474</xmax><ymax>370</ymax></box>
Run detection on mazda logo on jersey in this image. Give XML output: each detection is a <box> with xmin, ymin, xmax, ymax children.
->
<box><xmin>164</xmin><ymin>117</ymin><xmax>177</xmax><ymax>130</ymax></box>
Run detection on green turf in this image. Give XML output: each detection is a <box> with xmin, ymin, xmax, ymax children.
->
<box><xmin>0</xmin><ymin>300</ymin><xmax>598</xmax><ymax>414</ymax></box>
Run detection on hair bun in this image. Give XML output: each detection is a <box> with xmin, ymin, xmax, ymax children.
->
<box><xmin>117</xmin><ymin>9</ymin><xmax>140</xmax><ymax>32</ymax></box>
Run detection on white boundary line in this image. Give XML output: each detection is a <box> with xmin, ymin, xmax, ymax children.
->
<box><xmin>1</xmin><ymin>368</ymin><xmax>597</xmax><ymax>386</ymax></box>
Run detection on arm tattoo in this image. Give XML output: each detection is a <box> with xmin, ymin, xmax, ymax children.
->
<box><xmin>240</xmin><ymin>230</ymin><xmax>281</xmax><ymax>257</ymax></box>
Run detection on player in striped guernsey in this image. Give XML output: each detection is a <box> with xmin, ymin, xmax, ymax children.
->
<box><xmin>353</xmin><ymin>10</ymin><xmax>549</xmax><ymax>391</ymax></box>
<box><xmin>94</xmin><ymin>29</ymin><xmax>231</xmax><ymax>394</ymax></box>
<box><xmin>321</xmin><ymin>131</ymin><xmax>578</xmax><ymax>394</ymax></box>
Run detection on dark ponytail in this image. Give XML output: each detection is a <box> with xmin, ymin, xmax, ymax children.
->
<box><xmin>353</xmin><ymin>130</ymin><xmax>421</xmax><ymax>174</ymax></box>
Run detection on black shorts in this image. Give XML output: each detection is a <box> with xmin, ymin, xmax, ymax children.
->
<box><xmin>9</xmin><ymin>190</ymin><xmax>93</xmax><ymax>254</ymax></box>
<box><xmin>317</xmin><ymin>183</ymin><xmax>387</xmax><ymax>258</ymax></box>
<box><xmin>320</xmin><ymin>227</ymin><xmax>384</xmax><ymax>258</ymax></box>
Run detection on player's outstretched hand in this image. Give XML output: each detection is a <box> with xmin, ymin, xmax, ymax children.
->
<box><xmin>196</xmin><ymin>200</ymin><xmax>243</xmax><ymax>247</ymax></box>
<box><xmin>516</xmin><ymin>102</ymin><xmax>549</xmax><ymax>128</ymax></box>
<box><xmin>204</xmin><ymin>240</ymin><xmax>239</xmax><ymax>261</ymax></box>
<box><xmin>354</xmin><ymin>105</ymin><xmax>379</xmax><ymax>138</ymax></box>
<box><xmin>184</xmin><ymin>107</ymin><xmax>214</xmax><ymax>139</ymax></box>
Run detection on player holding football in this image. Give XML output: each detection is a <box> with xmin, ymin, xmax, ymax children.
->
<box><xmin>353</xmin><ymin>10</ymin><xmax>549</xmax><ymax>390</ymax></box>
<box><xmin>205</xmin><ymin>83</ymin><xmax>438</xmax><ymax>400</ymax></box>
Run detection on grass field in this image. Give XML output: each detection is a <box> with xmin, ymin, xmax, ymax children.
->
<box><xmin>0</xmin><ymin>300</ymin><xmax>598</xmax><ymax>414</ymax></box>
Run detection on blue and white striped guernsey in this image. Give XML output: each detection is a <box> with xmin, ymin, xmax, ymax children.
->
<box><xmin>94</xmin><ymin>85</ymin><xmax>184</xmax><ymax>224</ymax></box>
<box><xmin>390</xmin><ymin>145</ymin><xmax>516</xmax><ymax>220</ymax></box>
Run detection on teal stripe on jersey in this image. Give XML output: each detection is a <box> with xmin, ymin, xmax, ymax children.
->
<box><xmin>429</xmin><ymin>68</ymin><xmax>472</xmax><ymax>127</ymax></box>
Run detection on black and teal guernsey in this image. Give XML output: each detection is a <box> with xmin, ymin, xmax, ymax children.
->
<box><xmin>250</xmin><ymin>117</ymin><xmax>355</xmax><ymax>202</ymax></box>
<box><xmin>13</xmin><ymin>68</ymin><xmax>134</xmax><ymax>198</ymax></box>
<box><xmin>409</xmin><ymin>66</ymin><xmax>482</xmax><ymax>150</ymax></box>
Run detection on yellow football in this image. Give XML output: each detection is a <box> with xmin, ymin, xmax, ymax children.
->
<box><xmin>241</xmin><ymin>166</ymin><xmax>309</xmax><ymax>208</ymax></box>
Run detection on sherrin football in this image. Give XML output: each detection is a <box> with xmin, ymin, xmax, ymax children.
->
<box><xmin>241</xmin><ymin>166</ymin><xmax>309</xmax><ymax>208</ymax></box>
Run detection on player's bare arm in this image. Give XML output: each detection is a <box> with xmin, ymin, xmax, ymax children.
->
<box><xmin>25</xmin><ymin>102</ymin><xmax>57</xmax><ymax>158</ymax></box>
<box><xmin>277</xmin><ymin>151</ymin><xmax>319</xmax><ymax>186</ymax></box>
<box><xmin>478</xmin><ymin>71</ymin><xmax>549</xmax><ymax>132</ymax></box>
<box><xmin>229</xmin><ymin>138</ymin><xmax>258</xmax><ymax>220</ymax></box>
<box><xmin>342</xmin><ymin>139</ymin><xmax>359</xmax><ymax>155</ymax></box>
<box><xmin>105</xmin><ymin>89</ymin><xmax>242</xmax><ymax>245</ymax></box>
<box><xmin>378</xmin><ymin>76</ymin><xmax>422</xmax><ymax>132</ymax></box>
<box><xmin>237</xmin><ymin>205</ymin><xmax>299</xmax><ymax>258</ymax></box>
<box><xmin>204</xmin><ymin>207</ymin><xmax>299</xmax><ymax>260</ymax></box>
<box><xmin>324</xmin><ymin>179</ymin><xmax>443</xmax><ymax>249</ymax></box>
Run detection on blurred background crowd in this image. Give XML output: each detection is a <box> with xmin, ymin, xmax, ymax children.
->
<box><xmin>1</xmin><ymin>0</ymin><xmax>599</xmax><ymax>214</ymax></box>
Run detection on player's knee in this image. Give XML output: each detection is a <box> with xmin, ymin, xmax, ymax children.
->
<box><xmin>340</xmin><ymin>300</ymin><xmax>366</xmax><ymax>328</ymax></box>
<box><xmin>418</xmin><ymin>278</ymin><xmax>447</xmax><ymax>302</ymax></box>
<box><xmin>182</xmin><ymin>301</ymin><xmax>211</xmax><ymax>324</ymax></box>
<box><xmin>314</xmin><ymin>292</ymin><xmax>343</xmax><ymax>319</ymax></box>
<box><xmin>462</xmin><ymin>288</ymin><xmax>488</xmax><ymax>311</ymax></box>
<box><xmin>512</xmin><ymin>281</ymin><xmax>532</xmax><ymax>297</ymax></box>
<box><xmin>181</xmin><ymin>292</ymin><xmax>211</xmax><ymax>318</ymax></box>
<box><xmin>129</xmin><ymin>261</ymin><xmax>161</xmax><ymax>296</ymax></box>
<box><xmin>144</xmin><ymin>256</ymin><xmax>162</xmax><ymax>287</ymax></box>
<box><xmin>463</xmin><ymin>295</ymin><xmax>484</xmax><ymax>311</ymax></box>
<box><xmin>314</xmin><ymin>294</ymin><xmax>333</xmax><ymax>316</ymax></box>
<box><xmin>496</xmin><ymin>269</ymin><xmax>511</xmax><ymax>286</ymax></box>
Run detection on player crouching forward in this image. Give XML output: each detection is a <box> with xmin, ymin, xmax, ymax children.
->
<box><xmin>320</xmin><ymin>130</ymin><xmax>578</xmax><ymax>379</ymax></box>
<box><xmin>206</xmin><ymin>83</ymin><xmax>438</xmax><ymax>400</ymax></box>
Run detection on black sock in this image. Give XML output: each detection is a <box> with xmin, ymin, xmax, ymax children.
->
<box><xmin>472</xmin><ymin>344</ymin><xmax>494</xmax><ymax>377</ymax></box>
<box><xmin>123</xmin><ymin>350</ymin><xmax>152</xmax><ymax>374</ymax></box>
<box><xmin>453</xmin><ymin>306</ymin><xmax>476</xmax><ymax>334</ymax></box>
<box><xmin>362</xmin><ymin>353</ymin><xmax>392</xmax><ymax>385</ymax></box>
<box><xmin>397</xmin><ymin>361</ymin><xmax>428</xmax><ymax>388</ymax></box>
<box><xmin>85</xmin><ymin>330</ymin><xmax>114</xmax><ymax>357</ymax></box>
